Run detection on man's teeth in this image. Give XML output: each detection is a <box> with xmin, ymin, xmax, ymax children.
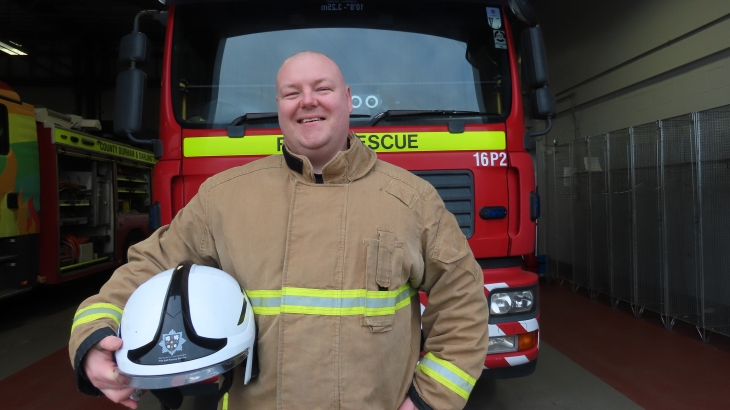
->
<box><xmin>300</xmin><ymin>118</ymin><xmax>323</xmax><ymax>123</ymax></box>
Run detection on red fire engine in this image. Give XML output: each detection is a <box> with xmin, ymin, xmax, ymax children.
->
<box><xmin>115</xmin><ymin>0</ymin><xmax>555</xmax><ymax>379</ymax></box>
<box><xmin>0</xmin><ymin>82</ymin><xmax>155</xmax><ymax>299</ymax></box>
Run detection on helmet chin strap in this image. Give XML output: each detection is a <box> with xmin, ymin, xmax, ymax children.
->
<box><xmin>214</xmin><ymin>369</ymin><xmax>235</xmax><ymax>406</ymax></box>
<box><xmin>150</xmin><ymin>386</ymin><xmax>183</xmax><ymax>410</ymax></box>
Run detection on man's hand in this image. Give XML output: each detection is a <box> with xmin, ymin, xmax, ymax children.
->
<box><xmin>82</xmin><ymin>335</ymin><xmax>140</xmax><ymax>409</ymax></box>
<box><xmin>398</xmin><ymin>397</ymin><xmax>417</xmax><ymax>410</ymax></box>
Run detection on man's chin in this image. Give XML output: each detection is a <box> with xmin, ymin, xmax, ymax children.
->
<box><xmin>289</xmin><ymin>135</ymin><xmax>331</xmax><ymax>151</ymax></box>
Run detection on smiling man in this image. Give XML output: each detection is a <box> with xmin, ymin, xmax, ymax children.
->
<box><xmin>70</xmin><ymin>51</ymin><xmax>489</xmax><ymax>410</ymax></box>
<box><xmin>276</xmin><ymin>52</ymin><xmax>353</xmax><ymax>174</ymax></box>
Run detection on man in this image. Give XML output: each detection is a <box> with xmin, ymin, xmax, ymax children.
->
<box><xmin>70</xmin><ymin>51</ymin><xmax>489</xmax><ymax>410</ymax></box>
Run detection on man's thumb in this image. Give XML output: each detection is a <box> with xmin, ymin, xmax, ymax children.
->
<box><xmin>98</xmin><ymin>335</ymin><xmax>123</xmax><ymax>352</ymax></box>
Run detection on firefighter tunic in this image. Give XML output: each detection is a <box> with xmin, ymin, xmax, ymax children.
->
<box><xmin>69</xmin><ymin>133</ymin><xmax>489</xmax><ymax>410</ymax></box>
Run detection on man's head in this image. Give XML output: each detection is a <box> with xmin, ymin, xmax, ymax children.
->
<box><xmin>276</xmin><ymin>51</ymin><xmax>352</xmax><ymax>173</ymax></box>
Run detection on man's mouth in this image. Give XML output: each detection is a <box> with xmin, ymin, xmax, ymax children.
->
<box><xmin>298</xmin><ymin>117</ymin><xmax>324</xmax><ymax>124</ymax></box>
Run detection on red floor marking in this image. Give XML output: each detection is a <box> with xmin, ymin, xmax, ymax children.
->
<box><xmin>0</xmin><ymin>347</ymin><xmax>124</xmax><ymax>410</ymax></box>
<box><xmin>540</xmin><ymin>282</ymin><xmax>730</xmax><ymax>410</ymax></box>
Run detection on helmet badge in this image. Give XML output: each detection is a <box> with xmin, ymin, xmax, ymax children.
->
<box><xmin>159</xmin><ymin>329</ymin><xmax>186</xmax><ymax>356</ymax></box>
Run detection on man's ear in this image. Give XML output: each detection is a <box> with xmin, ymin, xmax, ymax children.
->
<box><xmin>346</xmin><ymin>86</ymin><xmax>353</xmax><ymax>113</ymax></box>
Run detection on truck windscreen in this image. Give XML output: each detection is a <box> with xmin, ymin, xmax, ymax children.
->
<box><xmin>171</xmin><ymin>1</ymin><xmax>512</xmax><ymax>129</ymax></box>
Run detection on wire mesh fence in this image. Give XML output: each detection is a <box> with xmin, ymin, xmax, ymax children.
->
<box><xmin>541</xmin><ymin>104</ymin><xmax>730</xmax><ymax>340</ymax></box>
<box><xmin>543</xmin><ymin>143</ymin><xmax>573</xmax><ymax>282</ymax></box>
<box><xmin>608</xmin><ymin>129</ymin><xmax>633</xmax><ymax>305</ymax></box>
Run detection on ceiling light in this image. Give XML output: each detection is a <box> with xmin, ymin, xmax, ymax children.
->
<box><xmin>0</xmin><ymin>41</ymin><xmax>27</xmax><ymax>56</ymax></box>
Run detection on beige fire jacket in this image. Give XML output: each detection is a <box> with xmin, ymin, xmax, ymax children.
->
<box><xmin>69</xmin><ymin>133</ymin><xmax>489</xmax><ymax>410</ymax></box>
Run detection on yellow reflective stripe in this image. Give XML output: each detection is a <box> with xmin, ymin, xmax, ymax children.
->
<box><xmin>71</xmin><ymin>303</ymin><xmax>123</xmax><ymax>333</ymax></box>
<box><xmin>281</xmin><ymin>306</ymin><xmax>365</xmax><ymax>316</ymax></box>
<box><xmin>417</xmin><ymin>352</ymin><xmax>476</xmax><ymax>400</ymax></box>
<box><xmin>251</xmin><ymin>306</ymin><xmax>282</xmax><ymax>316</ymax></box>
<box><xmin>185</xmin><ymin>134</ymin><xmax>284</xmax><ymax>157</ymax></box>
<box><xmin>246</xmin><ymin>289</ymin><xmax>283</xmax><ymax>298</ymax></box>
<box><xmin>366</xmin><ymin>284</ymin><xmax>411</xmax><ymax>298</ymax></box>
<box><xmin>54</xmin><ymin>128</ymin><xmax>156</xmax><ymax>164</ymax></box>
<box><xmin>357</xmin><ymin>131</ymin><xmax>505</xmax><ymax>152</ymax></box>
<box><xmin>247</xmin><ymin>285</ymin><xmax>416</xmax><ymax>317</ymax></box>
<box><xmin>70</xmin><ymin>313</ymin><xmax>120</xmax><ymax>333</ymax></box>
<box><xmin>417</xmin><ymin>365</ymin><xmax>471</xmax><ymax>400</ymax></box>
<box><xmin>183</xmin><ymin>131</ymin><xmax>506</xmax><ymax>157</ymax></box>
<box><xmin>222</xmin><ymin>392</ymin><xmax>228</xmax><ymax>410</ymax></box>
<box><xmin>423</xmin><ymin>352</ymin><xmax>477</xmax><ymax>386</ymax></box>
<box><xmin>283</xmin><ymin>287</ymin><xmax>366</xmax><ymax>298</ymax></box>
<box><xmin>74</xmin><ymin>303</ymin><xmax>123</xmax><ymax>318</ymax></box>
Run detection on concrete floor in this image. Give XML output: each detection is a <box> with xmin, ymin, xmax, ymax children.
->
<box><xmin>1</xmin><ymin>271</ymin><xmax>728</xmax><ymax>410</ymax></box>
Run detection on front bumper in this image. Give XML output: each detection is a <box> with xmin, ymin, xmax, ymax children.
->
<box><xmin>482</xmin><ymin>265</ymin><xmax>540</xmax><ymax>377</ymax></box>
<box><xmin>484</xmin><ymin>317</ymin><xmax>539</xmax><ymax>374</ymax></box>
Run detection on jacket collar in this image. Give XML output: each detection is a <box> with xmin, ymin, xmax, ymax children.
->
<box><xmin>282</xmin><ymin>132</ymin><xmax>376</xmax><ymax>184</ymax></box>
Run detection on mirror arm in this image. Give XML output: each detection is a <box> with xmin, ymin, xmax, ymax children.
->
<box><xmin>523</xmin><ymin>117</ymin><xmax>552</xmax><ymax>151</ymax></box>
<box><xmin>126</xmin><ymin>132</ymin><xmax>152</xmax><ymax>146</ymax></box>
<box><xmin>126</xmin><ymin>133</ymin><xmax>164</xmax><ymax>159</ymax></box>
<box><xmin>528</xmin><ymin>117</ymin><xmax>552</xmax><ymax>138</ymax></box>
<box><xmin>133</xmin><ymin>10</ymin><xmax>163</xmax><ymax>32</ymax></box>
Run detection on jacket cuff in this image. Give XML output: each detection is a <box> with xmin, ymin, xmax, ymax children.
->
<box><xmin>73</xmin><ymin>327</ymin><xmax>116</xmax><ymax>396</ymax></box>
<box><xmin>408</xmin><ymin>384</ymin><xmax>434</xmax><ymax>410</ymax></box>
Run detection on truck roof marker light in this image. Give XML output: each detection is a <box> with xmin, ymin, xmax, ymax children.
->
<box><xmin>518</xmin><ymin>331</ymin><xmax>538</xmax><ymax>351</ymax></box>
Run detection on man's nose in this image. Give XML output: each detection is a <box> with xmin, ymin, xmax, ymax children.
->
<box><xmin>299</xmin><ymin>90</ymin><xmax>319</xmax><ymax>108</ymax></box>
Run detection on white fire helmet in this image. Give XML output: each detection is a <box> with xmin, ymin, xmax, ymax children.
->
<box><xmin>115</xmin><ymin>261</ymin><xmax>256</xmax><ymax>389</ymax></box>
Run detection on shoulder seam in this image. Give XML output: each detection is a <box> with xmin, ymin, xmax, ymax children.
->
<box><xmin>207</xmin><ymin>162</ymin><xmax>282</xmax><ymax>189</ymax></box>
<box><xmin>372</xmin><ymin>164</ymin><xmax>432</xmax><ymax>199</ymax></box>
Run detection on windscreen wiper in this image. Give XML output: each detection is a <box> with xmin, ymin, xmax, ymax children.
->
<box><xmin>227</xmin><ymin>113</ymin><xmax>377</xmax><ymax>137</ymax></box>
<box><xmin>227</xmin><ymin>113</ymin><xmax>280</xmax><ymax>138</ymax></box>
<box><xmin>229</xmin><ymin>112</ymin><xmax>279</xmax><ymax>127</ymax></box>
<box><xmin>367</xmin><ymin>110</ymin><xmax>488</xmax><ymax>127</ymax></box>
<box><xmin>230</xmin><ymin>112</ymin><xmax>371</xmax><ymax>127</ymax></box>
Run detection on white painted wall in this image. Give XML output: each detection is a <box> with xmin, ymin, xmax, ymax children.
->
<box><xmin>536</xmin><ymin>0</ymin><xmax>730</xmax><ymax>143</ymax></box>
<box><xmin>533</xmin><ymin>0</ymin><xmax>730</xmax><ymax>254</ymax></box>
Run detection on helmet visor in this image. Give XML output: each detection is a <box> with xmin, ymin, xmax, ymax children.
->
<box><xmin>119</xmin><ymin>348</ymin><xmax>249</xmax><ymax>389</ymax></box>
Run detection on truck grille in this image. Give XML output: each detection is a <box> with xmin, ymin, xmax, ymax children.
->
<box><xmin>412</xmin><ymin>170</ymin><xmax>474</xmax><ymax>238</ymax></box>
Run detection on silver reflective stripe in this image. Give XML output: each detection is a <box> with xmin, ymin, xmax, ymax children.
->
<box><xmin>248</xmin><ymin>285</ymin><xmax>415</xmax><ymax>316</ymax></box>
<box><xmin>282</xmin><ymin>295</ymin><xmax>363</xmax><ymax>309</ymax></box>
<box><xmin>71</xmin><ymin>303</ymin><xmax>124</xmax><ymax>333</ymax></box>
<box><xmin>249</xmin><ymin>297</ymin><xmax>282</xmax><ymax>308</ymax></box>
<box><xmin>417</xmin><ymin>353</ymin><xmax>476</xmax><ymax>400</ymax></box>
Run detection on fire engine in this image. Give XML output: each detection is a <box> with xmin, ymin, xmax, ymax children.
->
<box><xmin>115</xmin><ymin>0</ymin><xmax>555</xmax><ymax>379</ymax></box>
<box><xmin>0</xmin><ymin>82</ymin><xmax>155</xmax><ymax>299</ymax></box>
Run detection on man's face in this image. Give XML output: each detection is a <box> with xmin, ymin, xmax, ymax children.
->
<box><xmin>276</xmin><ymin>53</ymin><xmax>352</xmax><ymax>163</ymax></box>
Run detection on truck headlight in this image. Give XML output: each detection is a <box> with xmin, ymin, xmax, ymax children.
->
<box><xmin>488</xmin><ymin>336</ymin><xmax>517</xmax><ymax>354</ymax></box>
<box><xmin>490</xmin><ymin>289</ymin><xmax>534</xmax><ymax>315</ymax></box>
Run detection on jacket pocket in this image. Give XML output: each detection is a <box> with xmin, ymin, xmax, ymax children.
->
<box><xmin>362</xmin><ymin>228</ymin><xmax>406</xmax><ymax>332</ymax></box>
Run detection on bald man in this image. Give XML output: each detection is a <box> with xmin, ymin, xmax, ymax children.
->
<box><xmin>70</xmin><ymin>52</ymin><xmax>488</xmax><ymax>410</ymax></box>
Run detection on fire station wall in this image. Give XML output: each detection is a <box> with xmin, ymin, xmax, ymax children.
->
<box><xmin>13</xmin><ymin>87</ymin><xmax>77</xmax><ymax>115</ymax></box>
<box><xmin>534</xmin><ymin>0</ymin><xmax>730</xmax><ymax>254</ymax></box>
